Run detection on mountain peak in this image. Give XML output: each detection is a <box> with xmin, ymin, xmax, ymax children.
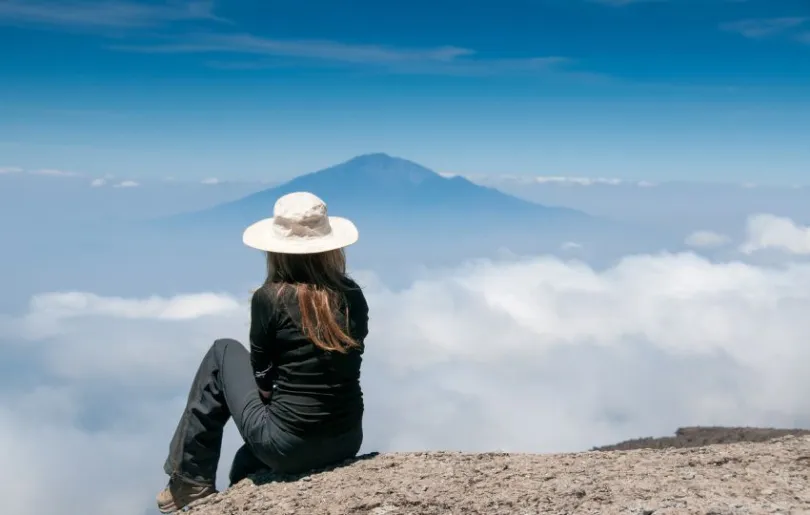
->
<box><xmin>308</xmin><ymin>152</ymin><xmax>439</xmax><ymax>186</ymax></box>
<box><xmin>343</xmin><ymin>152</ymin><xmax>398</xmax><ymax>165</ymax></box>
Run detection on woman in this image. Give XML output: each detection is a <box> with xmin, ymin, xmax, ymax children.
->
<box><xmin>157</xmin><ymin>191</ymin><xmax>368</xmax><ymax>513</ymax></box>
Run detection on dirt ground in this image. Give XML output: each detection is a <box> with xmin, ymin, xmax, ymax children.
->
<box><xmin>185</xmin><ymin>432</ymin><xmax>810</xmax><ymax>515</ymax></box>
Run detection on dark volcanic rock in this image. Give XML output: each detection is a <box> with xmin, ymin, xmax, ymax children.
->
<box><xmin>592</xmin><ymin>426</ymin><xmax>810</xmax><ymax>451</ymax></box>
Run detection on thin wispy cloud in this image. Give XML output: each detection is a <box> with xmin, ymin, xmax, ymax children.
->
<box><xmin>720</xmin><ymin>17</ymin><xmax>807</xmax><ymax>39</ymax></box>
<box><xmin>110</xmin><ymin>33</ymin><xmax>572</xmax><ymax>76</ymax></box>
<box><xmin>89</xmin><ymin>174</ymin><xmax>115</xmax><ymax>187</ymax></box>
<box><xmin>588</xmin><ymin>0</ymin><xmax>665</xmax><ymax>6</ymax></box>
<box><xmin>29</xmin><ymin>168</ymin><xmax>80</xmax><ymax>177</ymax></box>
<box><xmin>0</xmin><ymin>166</ymin><xmax>22</xmax><ymax>174</ymax></box>
<box><xmin>473</xmin><ymin>173</ymin><xmax>655</xmax><ymax>188</ymax></box>
<box><xmin>0</xmin><ymin>0</ymin><xmax>225</xmax><ymax>30</ymax></box>
<box><xmin>113</xmin><ymin>180</ymin><xmax>139</xmax><ymax>188</ymax></box>
<box><xmin>532</xmin><ymin>176</ymin><xmax>623</xmax><ymax>186</ymax></box>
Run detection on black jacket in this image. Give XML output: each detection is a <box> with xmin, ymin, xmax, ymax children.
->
<box><xmin>249</xmin><ymin>277</ymin><xmax>368</xmax><ymax>437</ymax></box>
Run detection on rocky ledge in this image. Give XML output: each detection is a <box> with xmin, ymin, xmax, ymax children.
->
<box><xmin>186</xmin><ymin>433</ymin><xmax>810</xmax><ymax>515</ymax></box>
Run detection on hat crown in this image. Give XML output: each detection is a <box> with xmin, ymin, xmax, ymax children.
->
<box><xmin>271</xmin><ymin>192</ymin><xmax>332</xmax><ymax>239</ymax></box>
<box><xmin>242</xmin><ymin>190</ymin><xmax>358</xmax><ymax>254</ymax></box>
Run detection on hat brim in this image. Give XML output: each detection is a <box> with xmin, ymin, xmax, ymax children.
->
<box><xmin>242</xmin><ymin>216</ymin><xmax>359</xmax><ymax>254</ymax></box>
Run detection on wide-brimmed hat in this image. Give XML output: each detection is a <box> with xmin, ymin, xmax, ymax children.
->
<box><xmin>242</xmin><ymin>191</ymin><xmax>359</xmax><ymax>254</ymax></box>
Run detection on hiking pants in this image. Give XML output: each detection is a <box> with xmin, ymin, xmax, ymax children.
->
<box><xmin>163</xmin><ymin>338</ymin><xmax>363</xmax><ymax>486</ymax></box>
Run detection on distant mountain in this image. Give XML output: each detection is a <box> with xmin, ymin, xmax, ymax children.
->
<box><xmin>168</xmin><ymin>153</ymin><xmax>593</xmax><ymax>232</ymax></box>
<box><xmin>592</xmin><ymin>426</ymin><xmax>810</xmax><ymax>452</ymax></box>
<box><xmin>150</xmin><ymin>153</ymin><xmax>638</xmax><ymax>285</ymax></box>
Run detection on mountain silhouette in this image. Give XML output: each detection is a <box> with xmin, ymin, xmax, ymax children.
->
<box><xmin>157</xmin><ymin>153</ymin><xmax>622</xmax><ymax>279</ymax></box>
<box><xmin>172</xmin><ymin>153</ymin><xmax>591</xmax><ymax>230</ymax></box>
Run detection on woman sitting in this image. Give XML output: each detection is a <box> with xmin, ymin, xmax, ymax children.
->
<box><xmin>157</xmin><ymin>191</ymin><xmax>368</xmax><ymax>513</ymax></box>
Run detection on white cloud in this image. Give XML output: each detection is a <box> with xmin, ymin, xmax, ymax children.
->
<box><xmin>201</xmin><ymin>177</ymin><xmax>220</xmax><ymax>185</ymax></box>
<box><xmin>684</xmin><ymin>230</ymin><xmax>732</xmax><ymax>249</ymax></box>
<box><xmin>3</xmin><ymin>292</ymin><xmax>243</xmax><ymax>383</ymax></box>
<box><xmin>90</xmin><ymin>174</ymin><xmax>116</xmax><ymax>187</ymax></box>
<box><xmin>0</xmin><ymin>291</ymin><xmax>249</xmax><ymax>515</ymax></box>
<box><xmin>5</xmin><ymin>243</ymin><xmax>810</xmax><ymax>514</ymax></box>
<box><xmin>741</xmin><ymin>213</ymin><xmax>810</xmax><ymax>255</ymax></box>
<box><xmin>113</xmin><ymin>180</ymin><xmax>139</xmax><ymax>188</ymax></box>
<box><xmin>0</xmin><ymin>166</ymin><xmax>22</xmax><ymax>174</ymax></box>
<box><xmin>28</xmin><ymin>168</ymin><xmax>80</xmax><ymax>177</ymax></box>
<box><xmin>25</xmin><ymin>290</ymin><xmax>239</xmax><ymax>322</ymax></box>
<box><xmin>560</xmin><ymin>241</ymin><xmax>583</xmax><ymax>251</ymax></box>
<box><xmin>0</xmin><ymin>389</ymin><xmax>186</xmax><ymax>515</ymax></box>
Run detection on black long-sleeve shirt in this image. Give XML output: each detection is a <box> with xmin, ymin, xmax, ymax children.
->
<box><xmin>249</xmin><ymin>278</ymin><xmax>368</xmax><ymax>437</ymax></box>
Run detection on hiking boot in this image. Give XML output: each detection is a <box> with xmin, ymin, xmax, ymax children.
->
<box><xmin>156</xmin><ymin>477</ymin><xmax>217</xmax><ymax>513</ymax></box>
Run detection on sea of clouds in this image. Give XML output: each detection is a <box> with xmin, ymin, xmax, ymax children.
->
<box><xmin>2</xmin><ymin>213</ymin><xmax>810</xmax><ymax>514</ymax></box>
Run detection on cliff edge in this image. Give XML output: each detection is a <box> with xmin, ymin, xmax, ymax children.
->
<box><xmin>185</xmin><ymin>432</ymin><xmax>810</xmax><ymax>515</ymax></box>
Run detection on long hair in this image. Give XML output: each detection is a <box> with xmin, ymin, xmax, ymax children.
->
<box><xmin>265</xmin><ymin>249</ymin><xmax>359</xmax><ymax>353</ymax></box>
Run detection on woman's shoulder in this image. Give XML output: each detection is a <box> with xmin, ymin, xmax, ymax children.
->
<box><xmin>252</xmin><ymin>282</ymin><xmax>287</xmax><ymax>314</ymax></box>
<box><xmin>340</xmin><ymin>276</ymin><xmax>368</xmax><ymax>310</ymax></box>
<box><xmin>252</xmin><ymin>282</ymin><xmax>275</xmax><ymax>302</ymax></box>
<box><xmin>340</xmin><ymin>275</ymin><xmax>362</xmax><ymax>291</ymax></box>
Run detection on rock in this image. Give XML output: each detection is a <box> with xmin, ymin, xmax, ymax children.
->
<box><xmin>185</xmin><ymin>435</ymin><xmax>810</xmax><ymax>515</ymax></box>
<box><xmin>592</xmin><ymin>426</ymin><xmax>810</xmax><ymax>452</ymax></box>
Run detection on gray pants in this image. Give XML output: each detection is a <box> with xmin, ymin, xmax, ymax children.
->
<box><xmin>163</xmin><ymin>339</ymin><xmax>363</xmax><ymax>486</ymax></box>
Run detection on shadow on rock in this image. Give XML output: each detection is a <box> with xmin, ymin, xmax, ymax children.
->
<box><xmin>234</xmin><ymin>451</ymin><xmax>381</xmax><ymax>487</ymax></box>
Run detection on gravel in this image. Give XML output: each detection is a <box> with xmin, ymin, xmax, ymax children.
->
<box><xmin>185</xmin><ymin>435</ymin><xmax>810</xmax><ymax>515</ymax></box>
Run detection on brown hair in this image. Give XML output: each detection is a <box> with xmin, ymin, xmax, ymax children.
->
<box><xmin>265</xmin><ymin>249</ymin><xmax>359</xmax><ymax>353</ymax></box>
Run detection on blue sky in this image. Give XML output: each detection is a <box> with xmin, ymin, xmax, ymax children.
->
<box><xmin>1</xmin><ymin>0</ymin><xmax>809</xmax><ymax>184</ymax></box>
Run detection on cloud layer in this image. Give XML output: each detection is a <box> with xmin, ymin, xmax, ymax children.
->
<box><xmin>741</xmin><ymin>213</ymin><xmax>810</xmax><ymax>255</ymax></box>
<box><xmin>685</xmin><ymin>230</ymin><xmax>731</xmax><ymax>248</ymax></box>
<box><xmin>4</xmin><ymin>235</ymin><xmax>810</xmax><ymax>514</ymax></box>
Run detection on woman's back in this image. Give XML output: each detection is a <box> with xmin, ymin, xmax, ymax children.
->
<box><xmin>250</xmin><ymin>276</ymin><xmax>369</xmax><ymax>437</ymax></box>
